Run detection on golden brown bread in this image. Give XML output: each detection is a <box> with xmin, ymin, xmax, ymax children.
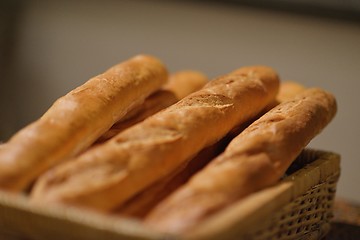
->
<box><xmin>96</xmin><ymin>70</ymin><xmax>208</xmax><ymax>143</ymax></box>
<box><xmin>114</xmin><ymin>139</ymin><xmax>229</xmax><ymax>218</ymax></box>
<box><xmin>228</xmin><ymin>80</ymin><xmax>306</xmax><ymax>138</ymax></box>
<box><xmin>275</xmin><ymin>81</ymin><xmax>305</xmax><ymax>103</ymax></box>
<box><xmin>95</xmin><ymin>90</ymin><xmax>178</xmax><ymax>144</ymax></box>
<box><xmin>163</xmin><ymin>70</ymin><xmax>208</xmax><ymax>99</ymax></box>
<box><xmin>258</xmin><ymin>81</ymin><xmax>306</xmax><ymax>112</ymax></box>
<box><xmin>144</xmin><ymin>88</ymin><xmax>337</xmax><ymax>234</ymax></box>
<box><xmin>0</xmin><ymin>55</ymin><xmax>167</xmax><ymax>191</ymax></box>
<box><xmin>114</xmin><ymin>80</ymin><xmax>303</xmax><ymax>218</ymax></box>
<box><xmin>30</xmin><ymin>66</ymin><xmax>279</xmax><ymax>211</ymax></box>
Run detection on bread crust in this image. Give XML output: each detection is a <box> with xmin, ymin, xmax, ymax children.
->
<box><xmin>31</xmin><ymin>64</ymin><xmax>279</xmax><ymax>211</ymax></box>
<box><xmin>95</xmin><ymin>90</ymin><xmax>178</xmax><ymax>144</ymax></box>
<box><xmin>144</xmin><ymin>88</ymin><xmax>337</xmax><ymax>234</ymax></box>
<box><xmin>276</xmin><ymin>81</ymin><xmax>305</xmax><ymax>103</ymax></box>
<box><xmin>115</xmin><ymin>81</ymin><xmax>306</xmax><ymax>218</ymax></box>
<box><xmin>0</xmin><ymin>55</ymin><xmax>167</xmax><ymax>191</ymax></box>
<box><xmin>96</xmin><ymin>70</ymin><xmax>208</xmax><ymax>143</ymax></box>
<box><xmin>114</xmin><ymin>138</ymin><xmax>229</xmax><ymax>218</ymax></box>
<box><xmin>163</xmin><ymin>70</ymin><xmax>208</xmax><ymax>99</ymax></box>
<box><xmin>30</xmin><ymin>66</ymin><xmax>279</xmax><ymax>211</ymax></box>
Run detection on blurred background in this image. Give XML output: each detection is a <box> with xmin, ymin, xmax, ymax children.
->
<box><xmin>1</xmin><ymin>0</ymin><xmax>359</xmax><ymax>201</ymax></box>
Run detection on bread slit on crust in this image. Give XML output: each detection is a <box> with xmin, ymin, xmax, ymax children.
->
<box><xmin>0</xmin><ymin>55</ymin><xmax>168</xmax><ymax>191</ymax></box>
<box><xmin>112</xmin><ymin>81</ymin><xmax>305</xmax><ymax>219</ymax></box>
<box><xmin>144</xmin><ymin>88</ymin><xmax>337</xmax><ymax>234</ymax></box>
<box><xmin>30</xmin><ymin>66</ymin><xmax>280</xmax><ymax>212</ymax></box>
<box><xmin>95</xmin><ymin>70</ymin><xmax>208</xmax><ymax>144</ymax></box>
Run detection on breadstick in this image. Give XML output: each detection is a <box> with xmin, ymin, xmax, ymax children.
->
<box><xmin>96</xmin><ymin>70</ymin><xmax>208</xmax><ymax>143</ymax></box>
<box><xmin>95</xmin><ymin>90</ymin><xmax>177</xmax><ymax>144</ymax></box>
<box><xmin>115</xmin><ymin>80</ymin><xmax>306</xmax><ymax>218</ymax></box>
<box><xmin>163</xmin><ymin>70</ymin><xmax>208</xmax><ymax>99</ymax></box>
<box><xmin>145</xmin><ymin>88</ymin><xmax>337</xmax><ymax>234</ymax></box>
<box><xmin>276</xmin><ymin>81</ymin><xmax>305</xmax><ymax>103</ymax></box>
<box><xmin>229</xmin><ymin>80</ymin><xmax>306</xmax><ymax>138</ymax></box>
<box><xmin>30</xmin><ymin>66</ymin><xmax>279</xmax><ymax>211</ymax></box>
<box><xmin>114</xmin><ymin>138</ymin><xmax>229</xmax><ymax>218</ymax></box>
<box><xmin>0</xmin><ymin>55</ymin><xmax>167</xmax><ymax>191</ymax></box>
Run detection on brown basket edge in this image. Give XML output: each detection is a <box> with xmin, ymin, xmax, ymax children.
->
<box><xmin>0</xmin><ymin>191</ymin><xmax>168</xmax><ymax>240</ymax></box>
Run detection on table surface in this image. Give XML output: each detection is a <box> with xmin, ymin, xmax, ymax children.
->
<box><xmin>326</xmin><ymin>199</ymin><xmax>360</xmax><ymax>239</ymax></box>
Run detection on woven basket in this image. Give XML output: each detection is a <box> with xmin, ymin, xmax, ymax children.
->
<box><xmin>0</xmin><ymin>149</ymin><xmax>340</xmax><ymax>240</ymax></box>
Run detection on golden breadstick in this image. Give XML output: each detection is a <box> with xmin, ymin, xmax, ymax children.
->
<box><xmin>0</xmin><ymin>55</ymin><xmax>167</xmax><ymax>191</ymax></box>
<box><xmin>114</xmin><ymin>138</ymin><xmax>229</xmax><ymax>218</ymax></box>
<box><xmin>276</xmin><ymin>81</ymin><xmax>305</xmax><ymax>103</ymax></box>
<box><xmin>96</xmin><ymin>70</ymin><xmax>208</xmax><ymax>143</ymax></box>
<box><xmin>145</xmin><ymin>88</ymin><xmax>337</xmax><ymax>234</ymax></box>
<box><xmin>264</xmin><ymin>81</ymin><xmax>306</xmax><ymax>111</ymax></box>
<box><xmin>116</xmin><ymin>80</ymin><xmax>306</xmax><ymax>218</ymax></box>
<box><xmin>95</xmin><ymin>91</ymin><xmax>178</xmax><ymax>144</ymax></box>
<box><xmin>230</xmin><ymin>80</ymin><xmax>306</xmax><ymax>138</ymax></box>
<box><xmin>30</xmin><ymin>66</ymin><xmax>279</xmax><ymax>212</ymax></box>
<box><xmin>163</xmin><ymin>70</ymin><xmax>208</xmax><ymax>99</ymax></box>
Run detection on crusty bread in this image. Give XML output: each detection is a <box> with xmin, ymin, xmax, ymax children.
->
<box><xmin>163</xmin><ymin>70</ymin><xmax>208</xmax><ymax>99</ymax></box>
<box><xmin>262</xmin><ymin>80</ymin><xmax>305</xmax><ymax>112</ymax></box>
<box><xmin>145</xmin><ymin>88</ymin><xmax>337</xmax><ymax>234</ymax></box>
<box><xmin>30</xmin><ymin>66</ymin><xmax>279</xmax><ymax>211</ymax></box>
<box><xmin>114</xmin><ymin>80</ymin><xmax>302</xmax><ymax>218</ymax></box>
<box><xmin>275</xmin><ymin>81</ymin><xmax>305</xmax><ymax>103</ymax></box>
<box><xmin>114</xmin><ymin>139</ymin><xmax>229</xmax><ymax>218</ymax></box>
<box><xmin>96</xmin><ymin>70</ymin><xmax>208</xmax><ymax>143</ymax></box>
<box><xmin>0</xmin><ymin>55</ymin><xmax>167</xmax><ymax>191</ymax></box>
<box><xmin>95</xmin><ymin>90</ymin><xmax>177</xmax><ymax>144</ymax></box>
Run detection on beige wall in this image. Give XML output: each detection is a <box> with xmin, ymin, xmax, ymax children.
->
<box><xmin>2</xmin><ymin>0</ymin><xmax>360</xmax><ymax>201</ymax></box>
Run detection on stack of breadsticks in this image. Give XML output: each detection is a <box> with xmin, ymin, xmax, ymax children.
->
<box><xmin>0</xmin><ymin>55</ymin><xmax>336</xmax><ymax>235</ymax></box>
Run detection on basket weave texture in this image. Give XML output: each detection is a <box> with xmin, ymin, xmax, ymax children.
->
<box><xmin>251</xmin><ymin>173</ymin><xmax>338</xmax><ymax>239</ymax></box>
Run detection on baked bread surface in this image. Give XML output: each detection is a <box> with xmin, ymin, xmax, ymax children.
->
<box><xmin>0</xmin><ymin>55</ymin><xmax>167</xmax><ymax>191</ymax></box>
<box><xmin>30</xmin><ymin>66</ymin><xmax>279</xmax><ymax>211</ymax></box>
<box><xmin>96</xmin><ymin>70</ymin><xmax>208</xmax><ymax>143</ymax></box>
<box><xmin>145</xmin><ymin>88</ymin><xmax>337</xmax><ymax>234</ymax></box>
